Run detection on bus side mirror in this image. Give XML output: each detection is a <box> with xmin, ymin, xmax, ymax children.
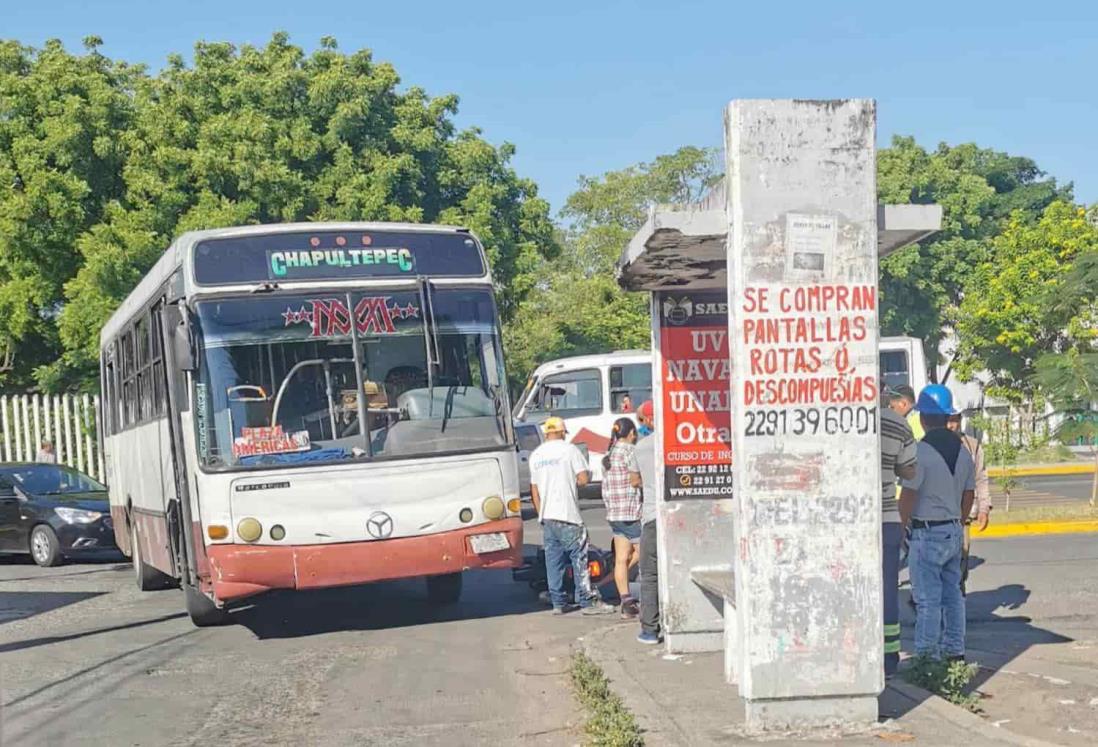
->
<box><xmin>173</xmin><ymin>324</ymin><xmax>197</xmax><ymax>372</ymax></box>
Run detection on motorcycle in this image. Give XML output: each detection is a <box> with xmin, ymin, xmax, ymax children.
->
<box><xmin>512</xmin><ymin>545</ymin><xmax>616</xmax><ymax>602</ymax></box>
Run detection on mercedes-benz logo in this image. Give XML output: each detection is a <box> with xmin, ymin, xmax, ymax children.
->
<box><xmin>366</xmin><ymin>511</ymin><xmax>394</xmax><ymax>539</ymax></box>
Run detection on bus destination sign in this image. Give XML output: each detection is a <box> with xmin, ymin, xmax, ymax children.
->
<box><xmin>193</xmin><ymin>230</ymin><xmax>485</xmax><ymax>285</ymax></box>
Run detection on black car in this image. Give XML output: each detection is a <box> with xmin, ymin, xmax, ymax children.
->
<box><xmin>0</xmin><ymin>462</ymin><xmax>119</xmax><ymax>567</ymax></box>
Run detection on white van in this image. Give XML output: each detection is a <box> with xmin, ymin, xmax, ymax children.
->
<box><xmin>513</xmin><ymin>339</ymin><xmax>937</xmax><ymax>485</ymax></box>
<box><xmin>512</xmin><ymin>351</ymin><xmax>652</xmax><ymax>482</ymax></box>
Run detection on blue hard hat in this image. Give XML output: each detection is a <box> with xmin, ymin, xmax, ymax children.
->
<box><xmin>915</xmin><ymin>384</ymin><xmax>957</xmax><ymax>416</ymax></box>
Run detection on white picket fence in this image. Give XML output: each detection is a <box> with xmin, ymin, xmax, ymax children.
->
<box><xmin>0</xmin><ymin>394</ymin><xmax>105</xmax><ymax>481</ymax></box>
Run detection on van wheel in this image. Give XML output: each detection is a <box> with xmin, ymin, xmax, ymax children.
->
<box><xmin>30</xmin><ymin>525</ymin><xmax>62</xmax><ymax>567</ymax></box>
<box><xmin>426</xmin><ymin>572</ymin><xmax>463</xmax><ymax>605</ymax></box>
<box><xmin>185</xmin><ymin>584</ymin><xmax>230</xmax><ymax>627</ymax></box>
<box><xmin>131</xmin><ymin>520</ymin><xmax>175</xmax><ymax>591</ymax></box>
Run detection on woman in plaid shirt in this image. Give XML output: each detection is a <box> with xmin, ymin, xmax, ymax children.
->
<box><xmin>602</xmin><ymin>417</ymin><xmax>643</xmax><ymax>618</ymax></box>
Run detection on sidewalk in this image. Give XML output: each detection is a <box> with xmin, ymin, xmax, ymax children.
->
<box><xmin>581</xmin><ymin>623</ymin><xmax>1031</xmax><ymax>746</ymax></box>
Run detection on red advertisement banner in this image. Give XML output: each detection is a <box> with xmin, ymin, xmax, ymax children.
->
<box><xmin>658</xmin><ymin>292</ymin><xmax>733</xmax><ymax>500</ymax></box>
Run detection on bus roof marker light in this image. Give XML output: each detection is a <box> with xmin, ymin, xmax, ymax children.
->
<box><xmin>237</xmin><ymin>518</ymin><xmax>263</xmax><ymax>543</ymax></box>
<box><xmin>459</xmin><ymin>508</ymin><xmax>473</xmax><ymax>524</ymax></box>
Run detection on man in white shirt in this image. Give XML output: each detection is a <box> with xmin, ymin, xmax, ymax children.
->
<box><xmin>530</xmin><ymin>417</ymin><xmax>615</xmax><ymax>615</ymax></box>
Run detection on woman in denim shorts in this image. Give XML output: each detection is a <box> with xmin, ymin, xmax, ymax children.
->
<box><xmin>602</xmin><ymin>417</ymin><xmax>643</xmax><ymax>618</ymax></box>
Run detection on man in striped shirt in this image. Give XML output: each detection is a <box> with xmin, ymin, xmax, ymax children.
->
<box><xmin>881</xmin><ymin>389</ymin><xmax>918</xmax><ymax>675</ymax></box>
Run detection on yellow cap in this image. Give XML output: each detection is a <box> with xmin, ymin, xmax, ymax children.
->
<box><xmin>542</xmin><ymin>416</ymin><xmax>567</xmax><ymax>434</ymax></box>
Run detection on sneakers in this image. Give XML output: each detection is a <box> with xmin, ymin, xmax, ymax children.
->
<box><xmin>636</xmin><ymin>631</ymin><xmax>662</xmax><ymax>645</ymax></box>
<box><xmin>552</xmin><ymin>604</ymin><xmax>577</xmax><ymax>615</ymax></box>
<box><xmin>580</xmin><ymin>600</ymin><xmax>617</xmax><ymax>616</ymax></box>
<box><xmin>619</xmin><ymin>597</ymin><xmax>639</xmax><ymax>620</ymax></box>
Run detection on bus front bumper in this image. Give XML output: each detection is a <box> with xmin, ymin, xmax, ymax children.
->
<box><xmin>205</xmin><ymin>517</ymin><xmax>523</xmax><ymax>602</ymax></box>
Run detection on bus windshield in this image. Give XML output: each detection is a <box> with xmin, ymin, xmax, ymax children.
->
<box><xmin>193</xmin><ymin>287</ymin><xmax>509</xmax><ymax>469</ymax></box>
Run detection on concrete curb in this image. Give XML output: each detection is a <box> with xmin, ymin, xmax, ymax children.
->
<box><xmin>975</xmin><ymin>519</ymin><xmax>1098</xmax><ymax>538</ymax></box>
<box><xmin>577</xmin><ymin>623</ymin><xmax>695</xmax><ymax>745</ymax></box>
<box><xmin>886</xmin><ymin>678</ymin><xmax>1061</xmax><ymax>747</ymax></box>
<box><xmin>988</xmin><ymin>463</ymin><xmax>1094</xmax><ymax>477</ymax></box>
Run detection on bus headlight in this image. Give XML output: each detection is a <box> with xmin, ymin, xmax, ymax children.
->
<box><xmin>459</xmin><ymin>508</ymin><xmax>474</xmax><ymax>523</ymax></box>
<box><xmin>482</xmin><ymin>496</ymin><xmax>505</xmax><ymax>521</ymax></box>
<box><xmin>237</xmin><ymin>518</ymin><xmax>263</xmax><ymax>542</ymax></box>
<box><xmin>270</xmin><ymin>524</ymin><xmax>286</xmax><ymax>541</ymax></box>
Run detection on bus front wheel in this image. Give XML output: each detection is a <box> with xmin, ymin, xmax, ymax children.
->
<box><xmin>185</xmin><ymin>584</ymin><xmax>230</xmax><ymax>627</ymax></box>
<box><xmin>426</xmin><ymin>572</ymin><xmax>463</xmax><ymax>605</ymax></box>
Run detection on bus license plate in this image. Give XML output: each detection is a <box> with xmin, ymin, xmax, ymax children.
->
<box><xmin>470</xmin><ymin>533</ymin><xmax>510</xmax><ymax>554</ymax></box>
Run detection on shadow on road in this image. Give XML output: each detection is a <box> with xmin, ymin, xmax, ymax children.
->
<box><xmin>884</xmin><ymin>582</ymin><xmax>1073</xmax><ymax>721</ymax></box>
<box><xmin>0</xmin><ymin>611</ymin><xmax>187</xmax><ymax>653</ymax></box>
<box><xmin>0</xmin><ymin>561</ymin><xmax>130</xmax><ymax>584</ymax></box>
<box><xmin>0</xmin><ymin>590</ymin><xmax>107</xmax><ymax>625</ymax></box>
<box><xmin>229</xmin><ymin>568</ymin><xmax>547</xmax><ymax>640</ymax></box>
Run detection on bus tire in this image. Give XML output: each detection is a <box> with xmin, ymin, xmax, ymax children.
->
<box><xmin>131</xmin><ymin>519</ymin><xmax>176</xmax><ymax>591</ymax></box>
<box><xmin>426</xmin><ymin>572</ymin><xmax>463</xmax><ymax>605</ymax></box>
<box><xmin>185</xmin><ymin>584</ymin><xmax>230</xmax><ymax>627</ymax></box>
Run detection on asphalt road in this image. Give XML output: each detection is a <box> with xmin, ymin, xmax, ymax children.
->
<box><xmin>934</xmin><ymin>531</ymin><xmax>1098</xmax><ymax>744</ymax></box>
<box><xmin>2</xmin><ymin>496</ymin><xmax>1092</xmax><ymax>747</ymax></box>
<box><xmin>989</xmin><ymin>472</ymin><xmax>1095</xmax><ymax>507</ymax></box>
<box><xmin>0</xmin><ymin>504</ymin><xmax>621</xmax><ymax>747</ymax></box>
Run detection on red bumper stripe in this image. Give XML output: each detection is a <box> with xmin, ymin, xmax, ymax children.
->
<box><xmin>206</xmin><ymin>517</ymin><xmax>523</xmax><ymax>602</ymax></box>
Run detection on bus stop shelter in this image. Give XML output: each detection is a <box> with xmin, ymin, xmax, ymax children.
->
<box><xmin>616</xmin><ymin>99</ymin><xmax>941</xmax><ymax>732</ymax></box>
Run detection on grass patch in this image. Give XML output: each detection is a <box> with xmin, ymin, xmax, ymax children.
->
<box><xmin>991</xmin><ymin>503</ymin><xmax>1098</xmax><ymax>525</ymax></box>
<box><xmin>1016</xmin><ymin>443</ymin><xmax>1078</xmax><ymax>464</ymax></box>
<box><xmin>570</xmin><ymin>651</ymin><xmax>644</xmax><ymax>746</ymax></box>
<box><xmin>902</xmin><ymin>655</ymin><xmax>981</xmax><ymax>713</ymax></box>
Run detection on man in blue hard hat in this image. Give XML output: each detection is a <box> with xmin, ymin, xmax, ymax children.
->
<box><xmin>899</xmin><ymin>384</ymin><xmax>977</xmax><ymax>662</ymax></box>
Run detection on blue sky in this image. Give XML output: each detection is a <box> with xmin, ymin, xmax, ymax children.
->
<box><xmin>6</xmin><ymin>0</ymin><xmax>1097</xmax><ymax>214</ymax></box>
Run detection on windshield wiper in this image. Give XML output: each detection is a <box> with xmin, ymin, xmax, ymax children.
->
<box><xmin>440</xmin><ymin>384</ymin><xmax>459</xmax><ymax>433</ymax></box>
<box><xmin>250</xmin><ymin>282</ymin><xmax>280</xmax><ymax>294</ymax></box>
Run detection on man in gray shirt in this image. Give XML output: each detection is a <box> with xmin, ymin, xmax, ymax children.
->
<box><xmin>900</xmin><ymin>385</ymin><xmax>976</xmax><ymax>662</ymax></box>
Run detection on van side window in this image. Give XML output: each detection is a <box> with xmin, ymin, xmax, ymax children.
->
<box><xmin>528</xmin><ymin>369</ymin><xmax>602</xmax><ymax>418</ymax></box>
<box><xmin>609</xmin><ymin>364</ymin><xmax>652</xmax><ymax>413</ymax></box>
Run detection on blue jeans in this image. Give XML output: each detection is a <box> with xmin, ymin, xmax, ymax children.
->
<box><xmin>543</xmin><ymin>520</ymin><xmax>596</xmax><ymax>610</ymax></box>
<box><xmin>909</xmin><ymin>521</ymin><xmax>965</xmax><ymax>659</ymax></box>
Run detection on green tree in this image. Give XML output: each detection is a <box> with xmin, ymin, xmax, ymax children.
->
<box><xmin>876</xmin><ymin>137</ymin><xmax>1072</xmax><ymax>366</ymax></box>
<box><xmin>0</xmin><ymin>36</ymin><xmax>140</xmax><ymax>390</ymax></box>
<box><xmin>503</xmin><ymin>147</ymin><xmax>720</xmax><ymax>390</ymax></box>
<box><xmin>2</xmin><ymin>34</ymin><xmax>557</xmax><ymax>391</ymax></box>
<box><xmin>954</xmin><ymin>201</ymin><xmax>1098</xmax><ymax>400</ymax></box>
<box><xmin>1033</xmin><ymin>350</ymin><xmax>1098</xmax><ymax>505</ymax></box>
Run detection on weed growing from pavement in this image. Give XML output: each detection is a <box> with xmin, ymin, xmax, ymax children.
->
<box><xmin>902</xmin><ymin>655</ymin><xmax>982</xmax><ymax>713</ymax></box>
<box><xmin>570</xmin><ymin>652</ymin><xmax>644</xmax><ymax>746</ymax></box>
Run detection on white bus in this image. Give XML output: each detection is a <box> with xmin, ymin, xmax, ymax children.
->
<box><xmin>512</xmin><ymin>350</ymin><xmax>652</xmax><ymax>482</ymax></box>
<box><xmin>100</xmin><ymin>223</ymin><xmax>522</xmax><ymax>625</ymax></box>
<box><xmin>513</xmin><ymin>339</ymin><xmax>930</xmax><ymax>484</ymax></box>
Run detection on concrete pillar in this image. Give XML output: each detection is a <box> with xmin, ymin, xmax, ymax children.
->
<box><xmin>725</xmin><ymin>99</ymin><xmax>883</xmax><ymax>732</ymax></box>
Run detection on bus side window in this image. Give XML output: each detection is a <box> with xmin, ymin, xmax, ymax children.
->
<box><xmin>610</xmin><ymin>364</ymin><xmax>652</xmax><ymax>414</ymax></box>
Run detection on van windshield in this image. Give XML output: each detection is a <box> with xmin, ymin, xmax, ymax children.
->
<box><xmin>193</xmin><ymin>288</ymin><xmax>509</xmax><ymax>469</ymax></box>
